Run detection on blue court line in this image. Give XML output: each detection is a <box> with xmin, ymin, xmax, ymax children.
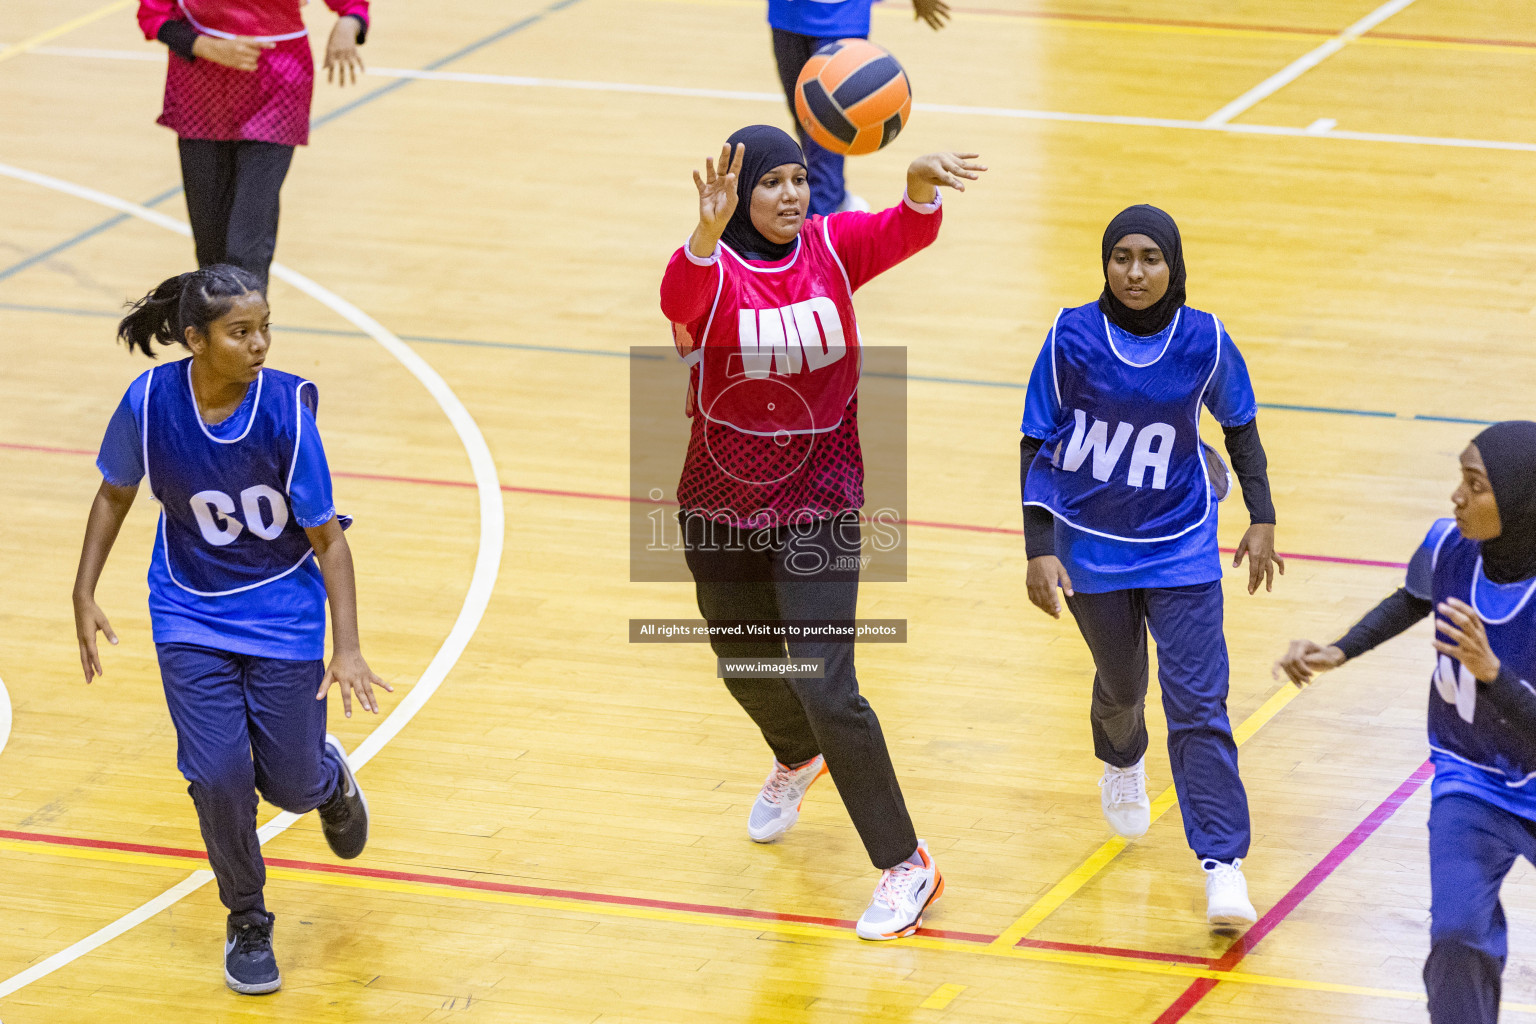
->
<box><xmin>0</xmin><ymin>184</ymin><xmax>186</xmax><ymax>285</ymax></box>
<box><xmin>0</xmin><ymin>300</ymin><xmax>1497</xmax><ymax>426</ymax></box>
<box><xmin>0</xmin><ymin>0</ymin><xmax>586</xmax><ymax>284</ymax></box>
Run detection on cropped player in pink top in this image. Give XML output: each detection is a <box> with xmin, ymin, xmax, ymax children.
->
<box><xmin>138</xmin><ymin>0</ymin><xmax>371</xmax><ymax>289</ymax></box>
<box><xmin>660</xmin><ymin>124</ymin><xmax>984</xmax><ymax>940</ymax></box>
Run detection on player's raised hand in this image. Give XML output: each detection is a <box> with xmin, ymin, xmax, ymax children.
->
<box><xmin>692</xmin><ymin>143</ymin><xmax>744</xmax><ymax>256</ymax></box>
<box><xmin>1434</xmin><ymin>598</ymin><xmax>1502</xmax><ymax>682</ymax></box>
<box><xmin>912</xmin><ymin>0</ymin><xmax>951</xmax><ymax>30</ymax></box>
<box><xmin>1233</xmin><ymin>523</ymin><xmax>1285</xmax><ymax>594</ymax></box>
<box><xmin>317</xmin><ymin>648</ymin><xmax>394</xmax><ymax>718</ymax></box>
<box><xmin>1026</xmin><ymin>555</ymin><xmax>1074</xmax><ymax>619</ymax></box>
<box><xmin>906</xmin><ymin>153</ymin><xmax>986</xmax><ymax>203</ymax></box>
<box><xmin>72</xmin><ymin>595</ymin><xmax>118</xmax><ymax>684</ymax></box>
<box><xmin>1272</xmin><ymin>639</ymin><xmax>1345</xmax><ymax>687</ymax></box>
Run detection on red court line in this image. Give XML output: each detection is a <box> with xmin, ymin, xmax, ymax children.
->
<box><xmin>951</xmin><ymin>8</ymin><xmax>1338</xmax><ymax>36</ymax></box>
<box><xmin>1</xmin><ymin>441</ymin><xmax>96</xmax><ymax>457</ymax></box>
<box><xmin>1</xmin><ymin>442</ymin><xmax>1412</xmax><ymax>570</ymax></box>
<box><xmin>0</xmin><ymin>826</ymin><xmax>1218</xmax><ymax>959</ymax></box>
<box><xmin>1019</xmin><ymin>936</ymin><xmax>1212</xmax><ymax>966</ymax></box>
<box><xmin>1371</xmin><ymin>30</ymin><xmax>1536</xmax><ymax>49</ymax></box>
<box><xmin>1150</xmin><ymin>759</ymin><xmax>1435</xmax><ymax>1023</ymax></box>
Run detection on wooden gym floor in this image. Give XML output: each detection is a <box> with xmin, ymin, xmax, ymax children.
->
<box><xmin>1</xmin><ymin>0</ymin><xmax>1535</xmax><ymax>1020</ymax></box>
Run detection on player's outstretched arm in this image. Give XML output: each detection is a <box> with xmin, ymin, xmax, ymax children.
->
<box><xmin>906</xmin><ymin>152</ymin><xmax>986</xmax><ymax>204</ymax></box>
<box><xmin>690</xmin><ymin>143</ymin><xmax>744</xmax><ymax>258</ymax></box>
<box><xmin>72</xmin><ymin>480</ymin><xmax>137</xmax><ymax>684</ymax></box>
<box><xmin>306</xmin><ymin>517</ymin><xmax>394</xmax><ymax>718</ymax></box>
<box><xmin>1233</xmin><ymin>523</ymin><xmax>1285</xmax><ymax>594</ymax></box>
<box><xmin>1026</xmin><ymin>555</ymin><xmax>1074</xmax><ymax>620</ymax></box>
<box><xmin>1272</xmin><ymin>639</ymin><xmax>1345</xmax><ymax>687</ymax></box>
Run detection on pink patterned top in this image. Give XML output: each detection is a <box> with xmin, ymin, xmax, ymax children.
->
<box><xmin>138</xmin><ymin>0</ymin><xmax>370</xmax><ymax>146</ymax></box>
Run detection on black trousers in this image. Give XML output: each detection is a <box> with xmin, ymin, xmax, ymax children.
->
<box><xmin>682</xmin><ymin>512</ymin><xmax>918</xmax><ymax>869</ymax></box>
<box><xmin>178</xmin><ymin>138</ymin><xmax>294</xmax><ymax>291</ymax></box>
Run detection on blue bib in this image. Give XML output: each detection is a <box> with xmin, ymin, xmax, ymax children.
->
<box><xmin>1428</xmin><ymin>523</ymin><xmax>1536</xmax><ymax>788</ymax></box>
<box><xmin>1022</xmin><ymin>303</ymin><xmax>1221</xmax><ymax>543</ymax></box>
<box><xmin>143</xmin><ymin>358</ymin><xmax>318</xmax><ymax>596</ymax></box>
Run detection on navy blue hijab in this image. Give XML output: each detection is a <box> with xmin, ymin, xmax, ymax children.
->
<box><xmin>720</xmin><ymin>125</ymin><xmax>806</xmax><ymax>262</ymax></box>
<box><xmin>1474</xmin><ymin>421</ymin><xmax>1536</xmax><ymax>584</ymax></box>
<box><xmin>1098</xmin><ymin>204</ymin><xmax>1187</xmax><ymax>336</ymax></box>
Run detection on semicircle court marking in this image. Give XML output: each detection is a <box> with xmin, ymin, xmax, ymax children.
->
<box><xmin>0</xmin><ymin>160</ymin><xmax>505</xmax><ymax>1001</ymax></box>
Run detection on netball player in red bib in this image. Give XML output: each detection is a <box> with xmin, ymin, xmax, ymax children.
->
<box><xmin>137</xmin><ymin>0</ymin><xmax>370</xmax><ymax>289</ymax></box>
<box><xmin>659</xmin><ymin>124</ymin><xmax>984</xmax><ymax>939</ymax></box>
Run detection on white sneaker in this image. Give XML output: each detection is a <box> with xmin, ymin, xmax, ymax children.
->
<box><xmin>835</xmin><ymin>192</ymin><xmax>871</xmax><ymax>213</ymax></box>
<box><xmin>747</xmin><ymin>756</ymin><xmax>827</xmax><ymax>842</ymax></box>
<box><xmin>856</xmin><ymin>841</ymin><xmax>943</xmax><ymax>940</ymax></box>
<box><xmin>1203</xmin><ymin>858</ymin><xmax>1257</xmax><ymax>929</ymax></box>
<box><xmin>1100</xmin><ymin>760</ymin><xmax>1151</xmax><ymax>839</ymax></box>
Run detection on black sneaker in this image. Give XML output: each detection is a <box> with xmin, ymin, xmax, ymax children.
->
<box><xmin>318</xmin><ymin>734</ymin><xmax>369</xmax><ymax>859</ymax></box>
<box><xmin>224</xmin><ymin>910</ymin><xmax>280</xmax><ymax>995</ymax></box>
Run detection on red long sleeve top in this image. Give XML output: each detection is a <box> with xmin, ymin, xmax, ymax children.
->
<box><xmin>660</xmin><ymin>193</ymin><xmax>943</xmax><ymax>527</ymax></box>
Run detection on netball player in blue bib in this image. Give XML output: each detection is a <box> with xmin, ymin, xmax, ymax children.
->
<box><xmin>1276</xmin><ymin>422</ymin><xmax>1536</xmax><ymax>1024</ymax></box>
<box><xmin>70</xmin><ymin>264</ymin><xmax>391</xmax><ymax>995</ymax></box>
<box><xmin>1019</xmin><ymin>205</ymin><xmax>1285</xmax><ymax>928</ymax></box>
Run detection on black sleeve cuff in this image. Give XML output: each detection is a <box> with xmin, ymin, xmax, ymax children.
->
<box><xmin>1020</xmin><ymin>435</ymin><xmax>1056</xmax><ymax>558</ymax></box>
<box><xmin>343</xmin><ymin>13</ymin><xmax>368</xmax><ymax>45</ymax></box>
<box><xmin>157</xmin><ymin>19</ymin><xmax>199</xmax><ymax>62</ymax></box>
<box><xmin>1480</xmin><ymin>665</ymin><xmax>1536</xmax><ymax>733</ymax></box>
<box><xmin>1223</xmin><ymin>418</ymin><xmax>1277</xmax><ymax>525</ymax></box>
<box><xmin>1334</xmin><ymin>588</ymin><xmax>1433</xmax><ymax>660</ymax></box>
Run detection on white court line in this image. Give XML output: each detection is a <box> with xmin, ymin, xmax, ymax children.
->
<box><xmin>13</xmin><ymin>49</ymin><xmax>1536</xmax><ymax>155</ymax></box>
<box><xmin>0</xmin><ymin>161</ymin><xmax>505</xmax><ymax>1000</ymax></box>
<box><xmin>364</xmin><ymin>67</ymin><xmax>1536</xmax><ymax>155</ymax></box>
<box><xmin>0</xmin><ymin>675</ymin><xmax>11</xmax><ymax>759</ymax></box>
<box><xmin>29</xmin><ymin>45</ymin><xmax>159</xmax><ymax>61</ymax></box>
<box><xmin>1203</xmin><ymin>0</ymin><xmax>1420</xmax><ymax>125</ymax></box>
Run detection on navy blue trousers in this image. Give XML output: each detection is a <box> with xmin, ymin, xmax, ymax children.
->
<box><xmin>157</xmin><ymin>643</ymin><xmax>338</xmax><ymax>915</ymax></box>
<box><xmin>1065</xmin><ymin>581</ymin><xmax>1250</xmax><ymax>861</ymax></box>
<box><xmin>1426</xmin><ymin>793</ymin><xmax>1536</xmax><ymax>1024</ymax></box>
<box><xmin>771</xmin><ymin>28</ymin><xmax>851</xmax><ymax>216</ymax></box>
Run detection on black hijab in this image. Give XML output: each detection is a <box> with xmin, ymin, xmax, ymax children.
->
<box><xmin>1473</xmin><ymin>420</ymin><xmax>1536</xmax><ymax>584</ymax></box>
<box><xmin>1097</xmin><ymin>204</ymin><xmax>1187</xmax><ymax>336</ymax></box>
<box><xmin>719</xmin><ymin>125</ymin><xmax>806</xmax><ymax>262</ymax></box>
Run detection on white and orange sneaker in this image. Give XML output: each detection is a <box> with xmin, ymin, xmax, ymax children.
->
<box><xmin>747</xmin><ymin>756</ymin><xmax>828</xmax><ymax>843</ymax></box>
<box><xmin>855</xmin><ymin>841</ymin><xmax>943</xmax><ymax>940</ymax></box>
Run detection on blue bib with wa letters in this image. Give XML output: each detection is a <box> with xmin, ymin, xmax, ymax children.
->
<box><xmin>143</xmin><ymin>358</ymin><xmax>319</xmax><ymax>596</ymax></box>
<box><xmin>1427</xmin><ymin>521</ymin><xmax>1536</xmax><ymax>788</ymax></box>
<box><xmin>1022</xmin><ymin>302</ymin><xmax>1221</xmax><ymax>543</ymax></box>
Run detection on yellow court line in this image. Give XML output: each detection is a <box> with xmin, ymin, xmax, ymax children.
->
<box><xmin>989</xmin><ymin>684</ymin><xmax>1301</xmax><ymax>949</ymax></box>
<box><xmin>919</xmin><ymin>982</ymin><xmax>967</xmax><ymax>1009</ymax></box>
<box><xmin>0</xmin><ymin>0</ymin><xmax>134</xmax><ymax>66</ymax></box>
<box><xmin>10</xmin><ymin>830</ymin><xmax>1535</xmax><ymax>1012</ymax></box>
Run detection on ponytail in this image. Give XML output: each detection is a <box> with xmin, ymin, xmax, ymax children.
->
<box><xmin>117</xmin><ymin>264</ymin><xmax>265</xmax><ymax>358</ymax></box>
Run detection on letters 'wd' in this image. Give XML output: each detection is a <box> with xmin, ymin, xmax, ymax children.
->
<box><xmin>737</xmin><ymin>296</ymin><xmax>846</xmax><ymax>379</ymax></box>
<box><xmin>1060</xmin><ymin>409</ymin><xmax>1178</xmax><ymax>490</ymax></box>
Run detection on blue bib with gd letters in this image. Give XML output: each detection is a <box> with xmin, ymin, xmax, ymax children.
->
<box><xmin>1427</xmin><ymin>521</ymin><xmax>1536</xmax><ymax>789</ymax></box>
<box><xmin>143</xmin><ymin>358</ymin><xmax>319</xmax><ymax>596</ymax></box>
<box><xmin>1023</xmin><ymin>302</ymin><xmax>1221</xmax><ymax>543</ymax></box>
